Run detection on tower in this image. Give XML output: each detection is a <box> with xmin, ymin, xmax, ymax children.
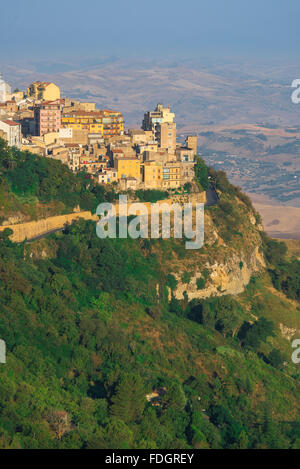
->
<box><xmin>185</xmin><ymin>135</ymin><xmax>198</xmax><ymax>156</ymax></box>
<box><xmin>0</xmin><ymin>74</ymin><xmax>12</xmax><ymax>103</ymax></box>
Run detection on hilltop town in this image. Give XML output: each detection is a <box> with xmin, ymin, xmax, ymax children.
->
<box><xmin>0</xmin><ymin>75</ymin><xmax>198</xmax><ymax>192</ymax></box>
<box><xmin>1</xmin><ymin>74</ymin><xmax>300</xmax><ymax>452</ymax></box>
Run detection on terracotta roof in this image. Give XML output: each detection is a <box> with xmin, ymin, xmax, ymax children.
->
<box><xmin>0</xmin><ymin>120</ymin><xmax>20</xmax><ymax>127</ymax></box>
<box><xmin>31</xmin><ymin>81</ymin><xmax>52</xmax><ymax>87</ymax></box>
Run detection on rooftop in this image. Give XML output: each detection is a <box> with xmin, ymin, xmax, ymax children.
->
<box><xmin>0</xmin><ymin>119</ymin><xmax>20</xmax><ymax>127</ymax></box>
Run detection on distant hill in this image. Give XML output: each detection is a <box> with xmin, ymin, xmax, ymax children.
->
<box><xmin>253</xmin><ymin>202</ymin><xmax>300</xmax><ymax>241</ymax></box>
<box><xmin>3</xmin><ymin>57</ymin><xmax>300</xmax><ymax>130</ymax></box>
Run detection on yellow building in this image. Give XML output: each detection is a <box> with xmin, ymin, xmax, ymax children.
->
<box><xmin>61</xmin><ymin>110</ymin><xmax>124</xmax><ymax>138</ymax></box>
<box><xmin>27</xmin><ymin>82</ymin><xmax>61</xmax><ymax>101</ymax></box>
<box><xmin>114</xmin><ymin>156</ymin><xmax>141</xmax><ymax>180</ymax></box>
<box><xmin>63</xmin><ymin>101</ymin><xmax>96</xmax><ymax>113</ymax></box>
<box><xmin>11</xmin><ymin>91</ymin><xmax>25</xmax><ymax>102</ymax></box>
<box><xmin>61</xmin><ymin>111</ymin><xmax>103</xmax><ymax>134</ymax></box>
<box><xmin>143</xmin><ymin>160</ymin><xmax>181</xmax><ymax>189</ymax></box>
<box><xmin>162</xmin><ymin>162</ymin><xmax>181</xmax><ymax>188</ymax></box>
<box><xmin>102</xmin><ymin>109</ymin><xmax>124</xmax><ymax>138</ymax></box>
<box><xmin>143</xmin><ymin>161</ymin><xmax>163</xmax><ymax>188</ymax></box>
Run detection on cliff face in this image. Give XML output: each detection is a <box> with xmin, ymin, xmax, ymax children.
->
<box><xmin>173</xmin><ymin>245</ymin><xmax>265</xmax><ymax>300</ymax></box>
<box><xmin>166</xmin><ymin>195</ymin><xmax>265</xmax><ymax>301</ymax></box>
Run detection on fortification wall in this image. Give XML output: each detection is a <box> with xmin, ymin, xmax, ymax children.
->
<box><xmin>0</xmin><ymin>192</ymin><xmax>206</xmax><ymax>243</ymax></box>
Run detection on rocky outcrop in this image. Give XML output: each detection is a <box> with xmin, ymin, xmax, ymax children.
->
<box><xmin>169</xmin><ymin>197</ymin><xmax>266</xmax><ymax>301</ymax></box>
<box><xmin>174</xmin><ymin>246</ymin><xmax>265</xmax><ymax>301</ymax></box>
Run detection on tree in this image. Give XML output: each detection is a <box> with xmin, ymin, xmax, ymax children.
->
<box><xmin>267</xmin><ymin>349</ymin><xmax>284</xmax><ymax>370</ymax></box>
<box><xmin>182</xmin><ymin>272</ymin><xmax>191</xmax><ymax>284</ymax></box>
<box><xmin>242</xmin><ymin>317</ymin><xmax>275</xmax><ymax>351</ymax></box>
<box><xmin>161</xmin><ymin>379</ymin><xmax>187</xmax><ymax>410</ymax></box>
<box><xmin>196</xmin><ymin>278</ymin><xmax>206</xmax><ymax>290</ymax></box>
<box><xmin>110</xmin><ymin>373</ymin><xmax>145</xmax><ymax>423</ymax></box>
<box><xmin>169</xmin><ymin>297</ymin><xmax>184</xmax><ymax>317</ymax></box>
<box><xmin>262</xmin><ymin>235</ymin><xmax>287</xmax><ymax>265</ymax></box>
<box><xmin>194</xmin><ymin>157</ymin><xmax>209</xmax><ymax>191</ymax></box>
<box><xmin>183</xmin><ymin>182</ymin><xmax>192</xmax><ymax>193</ymax></box>
<box><xmin>87</xmin><ymin>418</ymin><xmax>133</xmax><ymax>449</ymax></box>
<box><xmin>46</xmin><ymin>410</ymin><xmax>71</xmax><ymax>440</ymax></box>
<box><xmin>166</xmin><ymin>274</ymin><xmax>178</xmax><ymax>291</ymax></box>
<box><xmin>214</xmin><ymin>296</ymin><xmax>242</xmax><ymax>337</ymax></box>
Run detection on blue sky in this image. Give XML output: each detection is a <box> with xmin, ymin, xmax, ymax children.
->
<box><xmin>1</xmin><ymin>0</ymin><xmax>300</xmax><ymax>60</ymax></box>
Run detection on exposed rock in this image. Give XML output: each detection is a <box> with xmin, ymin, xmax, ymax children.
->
<box><xmin>174</xmin><ymin>246</ymin><xmax>265</xmax><ymax>300</ymax></box>
<box><xmin>279</xmin><ymin>324</ymin><xmax>298</xmax><ymax>341</ymax></box>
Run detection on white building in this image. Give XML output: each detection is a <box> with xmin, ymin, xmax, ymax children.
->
<box><xmin>0</xmin><ymin>74</ymin><xmax>12</xmax><ymax>103</ymax></box>
<box><xmin>0</xmin><ymin>120</ymin><xmax>21</xmax><ymax>148</ymax></box>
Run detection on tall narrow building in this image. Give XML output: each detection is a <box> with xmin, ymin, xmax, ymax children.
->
<box><xmin>185</xmin><ymin>135</ymin><xmax>198</xmax><ymax>156</ymax></box>
<box><xmin>142</xmin><ymin>104</ymin><xmax>176</xmax><ymax>153</ymax></box>
<box><xmin>34</xmin><ymin>100</ymin><xmax>61</xmax><ymax>136</ymax></box>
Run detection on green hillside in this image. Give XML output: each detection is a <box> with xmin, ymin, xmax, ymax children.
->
<box><xmin>0</xmin><ymin>139</ymin><xmax>117</xmax><ymax>224</ymax></box>
<box><xmin>0</xmin><ymin>141</ymin><xmax>299</xmax><ymax>449</ymax></box>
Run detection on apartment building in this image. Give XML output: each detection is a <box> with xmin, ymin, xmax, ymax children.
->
<box><xmin>142</xmin><ymin>159</ymin><xmax>193</xmax><ymax>190</ymax></box>
<box><xmin>157</xmin><ymin>122</ymin><xmax>177</xmax><ymax>153</ymax></box>
<box><xmin>114</xmin><ymin>156</ymin><xmax>141</xmax><ymax>180</ymax></box>
<box><xmin>61</xmin><ymin>109</ymin><xmax>124</xmax><ymax>139</ymax></box>
<box><xmin>142</xmin><ymin>104</ymin><xmax>176</xmax><ymax>152</ymax></box>
<box><xmin>161</xmin><ymin>162</ymin><xmax>181</xmax><ymax>189</ymax></box>
<box><xmin>102</xmin><ymin>110</ymin><xmax>124</xmax><ymax>138</ymax></box>
<box><xmin>142</xmin><ymin>161</ymin><xmax>163</xmax><ymax>188</ymax></box>
<box><xmin>34</xmin><ymin>100</ymin><xmax>61</xmax><ymax>136</ymax></box>
<box><xmin>0</xmin><ymin>120</ymin><xmax>21</xmax><ymax>148</ymax></box>
<box><xmin>61</xmin><ymin>111</ymin><xmax>103</xmax><ymax>134</ymax></box>
<box><xmin>27</xmin><ymin>82</ymin><xmax>61</xmax><ymax>101</ymax></box>
<box><xmin>142</xmin><ymin>104</ymin><xmax>175</xmax><ymax>131</ymax></box>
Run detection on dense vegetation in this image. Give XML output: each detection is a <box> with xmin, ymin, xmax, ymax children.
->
<box><xmin>0</xmin><ymin>217</ymin><xmax>299</xmax><ymax>448</ymax></box>
<box><xmin>262</xmin><ymin>234</ymin><xmax>300</xmax><ymax>301</ymax></box>
<box><xmin>135</xmin><ymin>189</ymin><xmax>169</xmax><ymax>203</ymax></box>
<box><xmin>0</xmin><ymin>142</ymin><xmax>299</xmax><ymax>449</ymax></box>
<box><xmin>194</xmin><ymin>157</ymin><xmax>209</xmax><ymax>191</ymax></box>
<box><xmin>0</xmin><ymin>139</ymin><xmax>117</xmax><ymax>219</ymax></box>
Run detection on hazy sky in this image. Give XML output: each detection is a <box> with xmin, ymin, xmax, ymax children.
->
<box><xmin>1</xmin><ymin>0</ymin><xmax>300</xmax><ymax>61</ymax></box>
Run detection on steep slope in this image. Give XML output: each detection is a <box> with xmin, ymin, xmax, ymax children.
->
<box><xmin>0</xmin><ymin>144</ymin><xmax>299</xmax><ymax>449</ymax></box>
